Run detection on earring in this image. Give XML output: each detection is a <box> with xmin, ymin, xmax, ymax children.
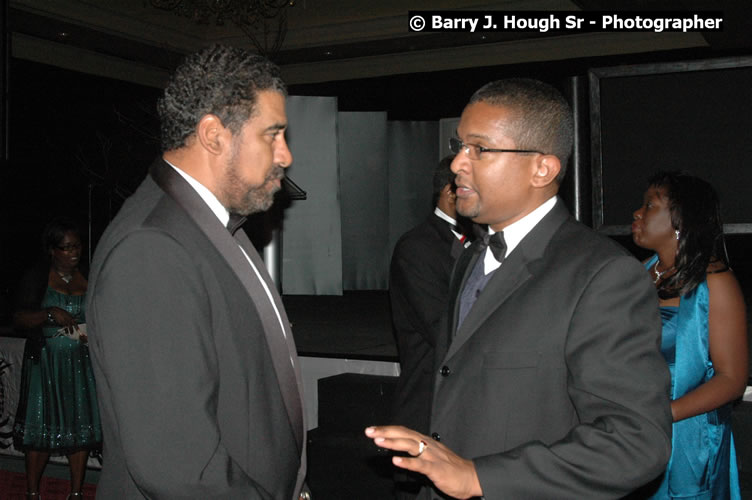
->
<box><xmin>675</xmin><ymin>230</ymin><xmax>680</xmax><ymax>240</ymax></box>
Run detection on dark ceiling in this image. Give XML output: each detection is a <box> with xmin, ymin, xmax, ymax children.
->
<box><xmin>6</xmin><ymin>0</ymin><xmax>752</xmax><ymax>85</ymax></box>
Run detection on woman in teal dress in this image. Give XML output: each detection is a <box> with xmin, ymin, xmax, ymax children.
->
<box><xmin>632</xmin><ymin>172</ymin><xmax>747</xmax><ymax>499</ymax></box>
<box><xmin>13</xmin><ymin>217</ymin><xmax>102</xmax><ymax>499</ymax></box>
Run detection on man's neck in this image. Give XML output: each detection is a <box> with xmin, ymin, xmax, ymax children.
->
<box><xmin>164</xmin><ymin>157</ymin><xmax>231</xmax><ymax>227</ymax></box>
<box><xmin>436</xmin><ymin>199</ymin><xmax>456</xmax><ymax>220</ymax></box>
<box><xmin>163</xmin><ymin>147</ymin><xmax>218</xmax><ymax>196</ymax></box>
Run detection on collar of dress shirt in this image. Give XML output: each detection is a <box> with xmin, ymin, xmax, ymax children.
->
<box><xmin>434</xmin><ymin>207</ymin><xmax>465</xmax><ymax>241</ymax></box>
<box><xmin>165</xmin><ymin>162</ymin><xmax>292</xmax><ymax>357</ymax></box>
<box><xmin>434</xmin><ymin>206</ymin><xmax>457</xmax><ymax>226</ymax></box>
<box><xmin>165</xmin><ymin>159</ymin><xmax>230</xmax><ymax>228</ymax></box>
<box><xmin>484</xmin><ymin>196</ymin><xmax>557</xmax><ymax>274</ymax></box>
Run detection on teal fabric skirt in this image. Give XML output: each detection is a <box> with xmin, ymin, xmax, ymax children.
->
<box><xmin>13</xmin><ymin>290</ymin><xmax>102</xmax><ymax>454</ymax></box>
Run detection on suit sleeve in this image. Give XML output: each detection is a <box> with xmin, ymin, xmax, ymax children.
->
<box><xmin>88</xmin><ymin>230</ymin><xmax>273</xmax><ymax>499</ymax></box>
<box><xmin>473</xmin><ymin>255</ymin><xmax>672</xmax><ymax>499</ymax></box>
<box><xmin>389</xmin><ymin>238</ymin><xmax>451</xmax><ymax>348</ymax></box>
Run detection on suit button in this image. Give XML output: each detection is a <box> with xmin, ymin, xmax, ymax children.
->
<box><xmin>439</xmin><ymin>365</ymin><xmax>451</xmax><ymax>377</ymax></box>
<box><xmin>431</xmin><ymin>432</ymin><xmax>441</xmax><ymax>441</ymax></box>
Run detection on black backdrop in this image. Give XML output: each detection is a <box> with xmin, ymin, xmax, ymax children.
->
<box><xmin>1</xmin><ymin>58</ymin><xmax>161</xmax><ymax>324</ymax></box>
<box><xmin>590</xmin><ymin>57</ymin><xmax>752</xmax><ymax>231</ymax></box>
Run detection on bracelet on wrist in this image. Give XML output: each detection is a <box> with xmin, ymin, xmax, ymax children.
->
<box><xmin>46</xmin><ymin>308</ymin><xmax>55</xmax><ymax>324</ymax></box>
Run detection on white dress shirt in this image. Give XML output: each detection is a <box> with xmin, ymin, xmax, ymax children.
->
<box><xmin>484</xmin><ymin>196</ymin><xmax>557</xmax><ymax>275</ymax></box>
<box><xmin>166</xmin><ymin>162</ymin><xmax>293</xmax><ymax>364</ymax></box>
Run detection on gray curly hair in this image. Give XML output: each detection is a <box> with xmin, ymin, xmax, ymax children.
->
<box><xmin>157</xmin><ymin>45</ymin><xmax>286</xmax><ymax>151</ymax></box>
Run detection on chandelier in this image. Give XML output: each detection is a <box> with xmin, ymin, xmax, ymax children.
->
<box><xmin>148</xmin><ymin>0</ymin><xmax>293</xmax><ymax>58</ymax></box>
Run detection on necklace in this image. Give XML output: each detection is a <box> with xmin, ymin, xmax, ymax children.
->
<box><xmin>57</xmin><ymin>271</ymin><xmax>73</xmax><ymax>284</ymax></box>
<box><xmin>653</xmin><ymin>260</ymin><xmax>674</xmax><ymax>284</ymax></box>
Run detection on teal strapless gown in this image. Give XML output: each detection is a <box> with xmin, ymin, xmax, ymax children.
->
<box><xmin>645</xmin><ymin>254</ymin><xmax>741</xmax><ymax>500</ymax></box>
<box><xmin>13</xmin><ymin>287</ymin><xmax>102</xmax><ymax>453</ymax></box>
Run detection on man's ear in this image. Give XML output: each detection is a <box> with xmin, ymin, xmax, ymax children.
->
<box><xmin>531</xmin><ymin>155</ymin><xmax>561</xmax><ymax>188</ymax></box>
<box><xmin>196</xmin><ymin>114</ymin><xmax>229</xmax><ymax>156</ymax></box>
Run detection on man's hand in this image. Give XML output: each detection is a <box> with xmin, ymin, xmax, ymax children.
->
<box><xmin>365</xmin><ymin>425</ymin><xmax>482</xmax><ymax>499</ymax></box>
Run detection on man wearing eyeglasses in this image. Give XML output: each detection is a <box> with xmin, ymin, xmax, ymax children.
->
<box><xmin>367</xmin><ymin>78</ymin><xmax>672</xmax><ymax>499</ymax></box>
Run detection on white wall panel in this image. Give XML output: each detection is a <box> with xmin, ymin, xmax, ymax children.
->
<box><xmin>283</xmin><ymin>96</ymin><xmax>342</xmax><ymax>295</ymax></box>
<box><xmin>388</xmin><ymin>121</ymin><xmax>440</xmax><ymax>254</ymax></box>
<box><xmin>338</xmin><ymin>112</ymin><xmax>389</xmax><ymax>290</ymax></box>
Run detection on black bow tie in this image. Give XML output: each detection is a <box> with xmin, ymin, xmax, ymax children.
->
<box><xmin>475</xmin><ymin>228</ymin><xmax>507</xmax><ymax>262</ymax></box>
<box><xmin>226</xmin><ymin>213</ymin><xmax>246</xmax><ymax>235</ymax></box>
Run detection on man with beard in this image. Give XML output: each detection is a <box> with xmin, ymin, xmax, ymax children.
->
<box><xmin>86</xmin><ymin>45</ymin><xmax>310</xmax><ymax>499</ymax></box>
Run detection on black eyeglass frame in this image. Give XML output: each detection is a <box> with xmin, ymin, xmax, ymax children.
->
<box><xmin>449</xmin><ymin>137</ymin><xmax>544</xmax><ymax>159</ymax></box>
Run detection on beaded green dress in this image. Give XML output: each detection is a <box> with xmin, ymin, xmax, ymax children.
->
<box><xmin>13</xmin><ymin>287</ymin><xmax>102</xmax><ymax>453</ymax></box>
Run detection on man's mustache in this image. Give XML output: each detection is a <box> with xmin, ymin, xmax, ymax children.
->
<box><xmin>267</xmin><ymin>166</ymin><xmax>285</xmax><ymax>182</ymax></box>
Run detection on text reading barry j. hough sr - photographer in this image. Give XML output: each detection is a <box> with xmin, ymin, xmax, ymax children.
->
<box><xmin>407</xmin><ymin>11</ymin><xmax>723</xmax><ymax>34</ymax></box>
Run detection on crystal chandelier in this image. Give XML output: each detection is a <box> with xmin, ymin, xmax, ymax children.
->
<box><xmin>148</xmin><ymin>0</ymin><xmax>293</xmax><ymax>58</ymax></box>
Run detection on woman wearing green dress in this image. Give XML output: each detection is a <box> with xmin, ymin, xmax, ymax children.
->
<box><xmin>13</xmin><ymin>217</ymin><xmax>102</xmax><ymax>499</ymax></box>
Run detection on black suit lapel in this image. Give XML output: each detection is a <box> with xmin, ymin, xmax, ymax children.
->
<box><xmin>428</xmin><ymin>213</ymin><xmax>466</xmax><ymax>260</ymax></box>
<box><xmin>443</xmin><ymin>200</ymin><xmax>571</xmax><ymax>361</ymax></box>
<box><xmin>231</xmin><ymin>229</ymin><xmax>306</xmax><ymax>451</ymax></box>
<box><xmin>450</xmin><ymin>236</ymin><xmax>465</xmax><ymax>260</ymax></box>
<box><xmin>441</xmin><ymin>243</ymin><xmax>478</xmax><ymax>362</ymax></box>
<box><xmin>149</xmin><ymin>159</ymin><xmax>305</xmax><ymax>451</ymax></box>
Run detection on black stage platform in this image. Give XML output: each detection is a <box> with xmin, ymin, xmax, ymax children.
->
<box><xmin>283</xmin><ymin>290</ymin><xmax>397</xmax><ymax>361</ymax></box>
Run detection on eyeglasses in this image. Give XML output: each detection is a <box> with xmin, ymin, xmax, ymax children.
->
<box><xmin>56</xmin><ymin>243</ymin><xmax>82</xmax><ymax>252</ymax></box>
<box><xmin>449</xmin><ymin>137</ymin><xmax>544</xmax><ymax>160</ymax></box>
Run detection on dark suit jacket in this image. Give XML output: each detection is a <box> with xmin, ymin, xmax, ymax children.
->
<box><xmin>86</xmin><ymin>160</ymin><xmax>306</xmax><ymax>499</ymax></box>
<box><xmin>427</xmin><ymin>199</ymin><xmax>672</xmax><ymax>499</ymax></box>
<box><xmin>390</xmin><ymin>213</ymin><xmax>464</xmax><ymax>434</ymax></box>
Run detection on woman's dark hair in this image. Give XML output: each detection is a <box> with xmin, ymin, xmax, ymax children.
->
<box><xmin>649</xmin><ymin>171</ymin><xmax>726</xmax><ymax>299</ymax></box>
<box><xmin>42</xmin><ymin>216</ymin><xmax>81</xmax><ymax>256</ymax></box>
